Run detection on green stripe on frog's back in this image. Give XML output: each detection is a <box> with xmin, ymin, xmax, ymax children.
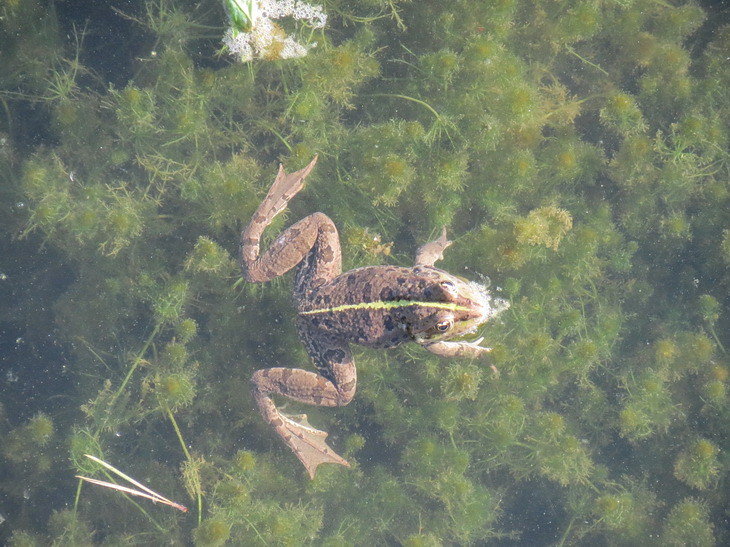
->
<box><xmin>298</xmin><ymin>299</ymin><xmax>472</xmax><ymax>316</ymax></box>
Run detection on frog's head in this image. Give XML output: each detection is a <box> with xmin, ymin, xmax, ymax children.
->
<box><xmin>408</xmin><ymin>269</ymin><xmax>509</xmax><ymax>343</ymax></box>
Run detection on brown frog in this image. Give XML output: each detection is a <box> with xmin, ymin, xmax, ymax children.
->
<box><xmin>241</xmin><ymin>156</ymin><xmax>508</xmax><ymax>478</ymax></box>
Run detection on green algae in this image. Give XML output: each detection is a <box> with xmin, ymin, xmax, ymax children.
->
<box><xmin>0</xmin><ymin>0</ymin><xmax>727</xmax><ymax>544</ymax></box>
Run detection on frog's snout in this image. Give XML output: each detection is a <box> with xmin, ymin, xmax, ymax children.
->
<box><xmin>467</xmin><ymin>281</ymin><xmax>510</xmax><ymax>326</ymax></box>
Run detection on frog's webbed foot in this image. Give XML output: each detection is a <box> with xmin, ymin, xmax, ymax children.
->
<box><xmin>260</xmin><ymin>155</ymin><xmax>318</xmax><ymax>221</ymax></box>
<box><xmin>277</xmin><ymin>413</ymin><xmax>350</xmax><ymax>479</ymax></box>
<box><xmin>422</xmin><ymin>338</ymin><xmax>500</xmax><ymax>376</ymax></box>
<box><xmin>415</xmin><ymin>227</ymin><xmax>452</xmax><ymax>267</ymax></box>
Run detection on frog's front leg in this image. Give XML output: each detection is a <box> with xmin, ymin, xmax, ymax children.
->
<box><xmin>422</xmin><ymin>337</ymin><xmax>491</xmax><ymax>359</ymax></box>
<box><xmin>251</xmin><ymin>330</ymin><xmax>355</xmax><ymax>478</ymax></box>
<box><xmin>422</xmin><ymin>339</ymin><xmax>499</xmax><ymax>376</ymax></box>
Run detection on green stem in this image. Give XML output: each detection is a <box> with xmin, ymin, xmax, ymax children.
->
<box><xmin>73</xmin><ymin>477</ymin><xmax>83</xmax><ymax>513</ymax></box>
<box><xmin>556</xmin><ymin>516</ymin><xmax>575</xmax><ymax>546</ymax></box>
<box><xmin>708</xmin><ymin>325</ymin><xmax>726</xmax><ymax>354</ymax></box>
<box><xmin>0</xmin><ymin>97</ymin><xmax>12</xmax><ymax>136</ymax></box>
<box><xmin>258</xmin><ymin>122</ymin><xmax>292</xmax><ymax>152</ymax></box>
<box><xmin>367</xmin><ymin>93</ymin><xmax>442</xmax><ymax>121</ymax></box>
<box><xmin>165</xmin><ymin>405</ymin><xmax>191</xmax><ymax>461</ymax></box>
<box><xmin>165</xmin><ymin>405</ymin><xmax>202</xmax><ymax>525</ymax></box>
<box><xmin>565</xmin><ymin>46</ymin><xmax>609</xmax><ymax>76</ymax></box>
<box><xmin>241</xmin><ymin>514</ymin><xmax>269</xmax><ymax>545</ymax></box>
<box><xmin>108</xmin><ymin>323</ymin><xmax>161</xmax><ymax>413</ymax></box>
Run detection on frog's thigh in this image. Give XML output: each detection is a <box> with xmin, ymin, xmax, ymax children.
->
<box><xmin>244</xmin><ymin>213</ymin><xmax>341</xmax><ymax>283</ymax></box>
<box><xmin>251</xmin><ymin>364</ymin><xmax>353</xmax><ymax>408</ymax></box>
<box><xmin>294</xmin><ymin>212</ymin><xmax>342</xmax><ymax>290</ymax></box>
<box><xmin>297</xmin><ymin>324</ymin><xmax>356</xmax><ymax>404</ymax></box>
<box><xmin>244</xmin><ymin>214</ymin><xmax>320</xmax><ymax>282</ymax></box>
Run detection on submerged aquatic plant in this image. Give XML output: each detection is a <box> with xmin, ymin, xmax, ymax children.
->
<box><xmin>0</xmin><ymin>0</ymin><xmax>727</xmax><ymax>545</ymax></box>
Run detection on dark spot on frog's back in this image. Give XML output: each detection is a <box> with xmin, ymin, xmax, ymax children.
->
<box><xmin>321</xmin><ymin>244</ymin><xmax>336</xmax><ymax>263</ymax></box>
<box><xmin>383</xmin><ymin>315</ymin><xmax>395</xmax><ymax>332</ymax></box>
<box><xmin>379</xmin><ymin>287</ymin><xmax>394</xmax><ymax>301</ymax></box>
<box><xmin>323</xmin><ymin>348</ymin><xmax>347</xmax><ymax>364</ymax></box>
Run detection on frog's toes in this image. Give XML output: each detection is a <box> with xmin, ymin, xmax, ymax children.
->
<box><xmin>278</xmin><ymin>412</ymin><xmax>350</xmax><ymax>479</ymax></box>
<box><xmin>463</xmin><ymin>338</ymin><xmax>492</xmax><ymax>355</ymax></box>
<box><xmin>415</xmin><ymin>227</ymin><xmax>453</xmax><ymax>266</ymax></box>
<box><xmin>282</xmin><ymin>413</ymin><xmax>328</xmax><ymax>438</ymax></box>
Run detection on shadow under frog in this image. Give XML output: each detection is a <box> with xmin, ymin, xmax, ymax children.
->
<box><xmin>241</xmin><ymin>156</ymin><xmax>509</xmax><ymax>478</ymax></box>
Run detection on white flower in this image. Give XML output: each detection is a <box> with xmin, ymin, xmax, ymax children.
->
<box><xmin>223</xmin><ymin>0</ymin><xmax>327</xmax><ymax>62</ymax></box>
<box><xmin>223</xmin><ymin>28</ymin><xmax>254</xmax><ymax>63</ymax></box>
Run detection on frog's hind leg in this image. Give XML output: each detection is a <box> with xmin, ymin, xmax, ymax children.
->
<box><xmin>251</xmin><ymin>351</ymin><xmax>354</xmax><ymax>478</ymax></box>
<box><xmin>252</xmin><ymin>327</ymin><xmax>355</xmax><ymax>478</ymax></box>
<box><xmin>241</xmin><ymin>156</ymin><xmax>324</xmax><ymax>282</ymax></box>
<box><xmin>415</xmin><ymin>226</ymin><xmax>452</xmax><ymax>266</ymax></box>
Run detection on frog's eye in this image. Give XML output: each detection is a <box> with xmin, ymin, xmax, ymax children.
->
<box><xmin>436</xmin><ymin>319</ymin><xmax>452</xmax><ymax>332</ymax></box>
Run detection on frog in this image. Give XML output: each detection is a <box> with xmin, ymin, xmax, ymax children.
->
<box><xmin>241</xmin><ymin>156</ymin><xmax>509</xmax><ymax>478</ymax></box>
